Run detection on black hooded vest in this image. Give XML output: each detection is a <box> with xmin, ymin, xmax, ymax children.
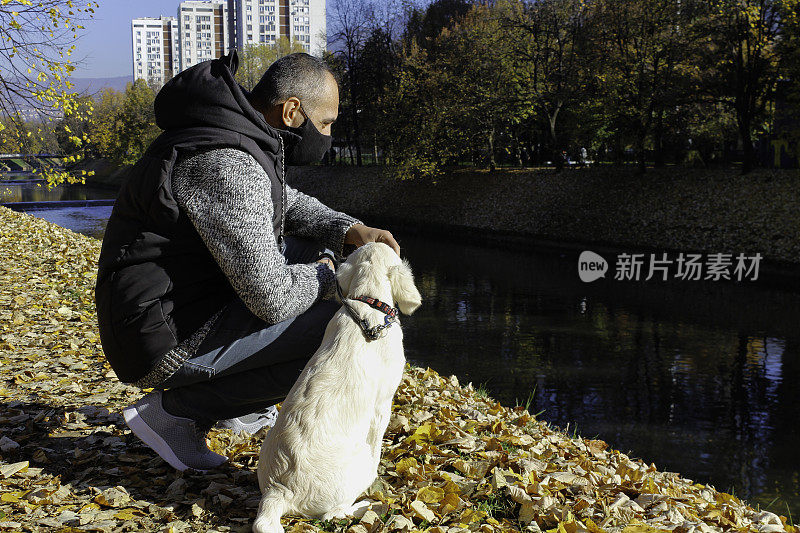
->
<box><xmin>95</xmin><ymin>51</ymin><xmax>289</xmax><ymax>384</ymax></box>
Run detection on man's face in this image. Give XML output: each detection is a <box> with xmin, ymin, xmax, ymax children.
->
<box><xmin>309</xmin><ymin>72</ymin><xmax>339</xmax><ymax>136</ymax></box>
<box><xmin>285</xmin><ymin>71</ymin><xmax>339</xmax><ymax>136</ymax></box>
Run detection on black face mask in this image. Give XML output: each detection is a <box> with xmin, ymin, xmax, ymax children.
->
<box><xmin>280</xmin><ymin>104</ymin><xmax>332</xmax><ymax>165</ymax></box>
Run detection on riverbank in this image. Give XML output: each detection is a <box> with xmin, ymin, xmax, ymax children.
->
<box><xmin>0</xmin><ymin>206</ymin><xmax>793</xmax><ymax>533</ymax></box>
<box><xmin>286</xmin><ymin>165</ymin><xmax>800</xmax><ymax>275</ymax></box>
<box><xmin>76</xmin><ymin>161</ymin><xmax>800</xmax><ymax>272</ymax></box>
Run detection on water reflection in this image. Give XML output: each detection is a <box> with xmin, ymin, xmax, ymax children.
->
<box><xmin>21</xmin><ymin>206</ymin><xmax>114</xmax><ymax>238</ymax></box>
<box><xmin>398</xmin><ymin>232</ymin><xmax>800</xmax><ymax>517</ymax></box>
<box><xmin>0</xmin><ymin>178</ymin><xmax>116</xmax><ymax>203</ymax></box>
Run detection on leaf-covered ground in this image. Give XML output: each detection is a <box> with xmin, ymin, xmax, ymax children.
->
<box><xmin>0</xmin><ymin>206</ymin><xmax>795</xmax><ymax>533</ymax></box>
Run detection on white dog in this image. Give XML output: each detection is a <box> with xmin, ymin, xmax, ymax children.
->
<box><xmin>252</xmin><ymin>242</ymin><xmax>422</xmax><ymax>533</ymax></box>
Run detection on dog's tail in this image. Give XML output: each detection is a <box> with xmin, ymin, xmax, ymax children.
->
<box><xmin>252</xmin><ymin>492</ymin><xmax>288</xmax><ymax>533</ymax></box>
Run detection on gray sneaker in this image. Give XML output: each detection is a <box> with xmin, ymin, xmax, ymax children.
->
<box><xmin>215</xmin><ymin>405</ymin><xmax>279</xmax><ymax>435</ymax></box>
<box><xmin>122</xmin><ymin>390</ymin><xmax>228</xmax><ymax>472</ymax></box>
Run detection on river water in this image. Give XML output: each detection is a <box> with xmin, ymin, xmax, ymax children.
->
<box><xmin>0</xmin><ymin>179</ymin><xmax>115</xmax><ymax>237</ymax></box>
<box><xmin>4</xmin><ymin>179</ymin><xmax>799</xmax><ymax>517</ymax></box>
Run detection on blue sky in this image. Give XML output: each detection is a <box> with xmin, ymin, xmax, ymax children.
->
<box><xmin>73</xmin><ymin>0</ymin><xmax>181</xmax><ymax>78</ymax></box>
<box><xmin>72</xmin><ymin>0</ymin><xmax>340</xmax><ymax>78</ymax></box>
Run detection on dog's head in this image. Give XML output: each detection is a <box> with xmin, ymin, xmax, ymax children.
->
<box><xmin>336</xmin><ymin>242</ymin><xmax>422</xmax><ymax>315</ymax></box>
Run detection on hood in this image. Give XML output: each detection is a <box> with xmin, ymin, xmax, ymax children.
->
<box><xmin>153</xmin><ymin>50</ymin><xmax>297</xmax><ymax>152</ymax></box>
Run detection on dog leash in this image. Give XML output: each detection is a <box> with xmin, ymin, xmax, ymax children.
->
<box><xmin>335</xmin><ymin>280</ymin><xmax>399</xmax><ymax>341</ymax></box>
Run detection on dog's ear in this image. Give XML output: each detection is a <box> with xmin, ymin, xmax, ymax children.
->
<box><xmin>388</xmin><ymin>259</ymin><xmax>422</xmax><ymax>315</ymax></box>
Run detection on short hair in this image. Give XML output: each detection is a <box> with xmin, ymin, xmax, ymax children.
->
<box><xmin>249</xmin><ymin>53</ymin><xmax>335</xmax><ymax>114</ymax></box>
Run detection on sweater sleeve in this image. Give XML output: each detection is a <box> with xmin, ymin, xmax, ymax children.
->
<box><xmin>284</xmin><ymin>182</ymin><xmax>363</xmax><ymax>256</ymax></box>
<box><xmin>171</xmin><ymin>147</ymin><xmax>336</xmax><ymax>324</ymax></box>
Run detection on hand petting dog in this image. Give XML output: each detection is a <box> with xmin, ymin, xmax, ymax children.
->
<box><xmin>345</xmin><ymin>223</ymin><xmax>401</xmax><ymax>256</ymax></box>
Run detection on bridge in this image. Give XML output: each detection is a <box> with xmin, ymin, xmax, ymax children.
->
<box><xmin>0</xmin><ymin>153</ymin><xmax>64</xmax><ymax>174</ymax></box>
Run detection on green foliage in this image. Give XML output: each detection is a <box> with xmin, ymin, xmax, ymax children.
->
<box><xmin>689</xmin><ymin>0</ymin><xmax>792</xmax><ymax>172</ymax></box>
<box><xmin>474</xmin><ymin>492</ymin><xmax>517</xmax><ymax>521</ymax></box>
<box><xmin>385</xmin><ymin>3</ymin><xmax>524</xmax><ymax>178</ymax></box>
<box><xmin>335</xmin><ymin>0</ymin><xmax>800</xmax><ymax>178</ymax></box>
<box><xmin>234</xmin><ymin>38</ymin><xmax>307</xmax><ymax>91</ymax></box>
<box><xmin>87</xmin><ymin>88</ymin><xmax>125</xmax><ymax>161</ymax></box>
<box><xmin>117</xmin><ymin>79</ymin><xmax>160</xmax><ymax>165</ymax></box>
<box><xmin>83</xmin><ymin>80</ymin><xmax>159</xmax><ymax>166</ymax></box>
<box><xmin>474</xmin><ymin>382</ymin><xmax>490</xmax><ymax>398</ymax></box>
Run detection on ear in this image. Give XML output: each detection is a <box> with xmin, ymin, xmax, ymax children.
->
<box><xmin>387</xmin><ymin>259</ymin><xmax>422</xmax><ymax>315</ymax></box>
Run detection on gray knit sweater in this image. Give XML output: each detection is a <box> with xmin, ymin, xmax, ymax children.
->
<box><xmin>132</xmin><ymin>147</ymin><xmax>362</xmax><ymax>388</ymax></box>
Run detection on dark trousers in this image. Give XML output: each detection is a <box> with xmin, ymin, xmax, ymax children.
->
<box><xmin>159</xmin><ymin>236</ymin><xmax>340</xmax><ymax>427</ymax></box>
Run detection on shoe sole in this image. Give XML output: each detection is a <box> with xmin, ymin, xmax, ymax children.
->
<box><xmin>217</xmin><ymin>420</ymin><xmax>277</xmax><ymax>435</ymax></box>
<box><xmin>123</xmin><ymin>404</ymin><xmax>195</xmax><ymax>472</ymax></box>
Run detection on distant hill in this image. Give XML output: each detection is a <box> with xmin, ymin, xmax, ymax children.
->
<box><xmin>69</xmin><ymin>76</ymin><xmax>132</xmax><ymax>95</ymax></box>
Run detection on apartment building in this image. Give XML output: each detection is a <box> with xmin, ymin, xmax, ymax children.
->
<box><xmin>131</xmin><ymin>17</ymin><xmax>179</xmax><ymax>86</ymax></box>
<box><xmin>177</xmin><ymin>1</ymin><xmax>232</xmax><ymax>71</ymax></box>
<box><xmin>231</xmin><ymin>0</ymin><xmax>325</xmax><ymax>55</ymax></box>
<box><xmin>132</xmin><ymin>0</ymin><xmax>326</xmax><ymax>87</ymax></box>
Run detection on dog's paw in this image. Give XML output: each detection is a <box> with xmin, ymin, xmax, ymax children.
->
<box><xmin>321</xmin><ymin>500</ymin><xmax>372</xmax><ymax>521</ymax></box>
<box><xmin>348</xmin><ymin>500</ymin><xmax>373</xmax><ymax>519</ymax></box>
<box><xmin>252</xmin><ymin>515</ymin><xmax>284</xmax><ymax>533</ymax></box>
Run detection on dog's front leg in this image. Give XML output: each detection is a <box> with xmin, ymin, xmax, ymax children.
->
<box><xmin>252</xmin><ymin>491</ymin><xmax>289</xmax><ymax>533</ymax></box>
<box><xmin>366</xmin><ymin>397</ymin><xmax>394</xmax><ymax>484</ymax></box>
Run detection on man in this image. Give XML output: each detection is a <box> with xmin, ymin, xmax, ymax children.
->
<box><xmin>94</xmin><ymin>51</ymin><xmax>400</xmax><ymax>471</ymax></box>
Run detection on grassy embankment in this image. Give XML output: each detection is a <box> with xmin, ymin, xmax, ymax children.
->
<box><xmin>287</xmin><ymin>165</ymin><xmax>800</xmax><ymax>269</ymax></box>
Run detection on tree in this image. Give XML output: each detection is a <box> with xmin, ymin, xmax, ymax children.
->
<box><xmin>588</xmin><ymin>0</ymin><xmax>697</xmax><ymax>173</ymax></box>
<box><xmin>774</xmin><ymin>0</ymin><xmax>800</xmax><ymax>145</ymax></box>
<box><xmin>116</xmin><ymin>79</ymin><xmax>159</xmax><ymax>165</ymax></box>
<box><xmin>86</xmin><ymin>87</ymin><xmax>124</xmax><ymax>161</ymax></box>
<box><xmin>234</xmin><ymin>38</ymin><xmax>307</xmax><ymax>91</ymax></box>
<box><xmin>386</xmin><ymin>2</ymin><xmax>521</xmax><ymax>177</ymax></box>
<box><xmin>500</xmin><ymin>0</ymin><xmax>592</xmax><ymax>172</ymax></box>
<box><xmin>83</xmin><ymin>81</ymin><xmax>158</xmax><ymax>166</ymax></box>
<box><xmin>352</xmin><ymin>26</ymin><xmax>400</xmax><ymax>165</ymax></box>
<box><xmin>329</xmin><ymin>0</ymin><xmax>372</xmax><ymax>167</ymax></box>
<box><xmin>402</xmin><ymin>0</ymin><xmax>473</xmax><ymax>53</ymax></box>
<box><xmin>330</xmin><ymin>0</ymin><xmax>400</xmax><ymax>167</ymax></box>
<box><xmin>695</xmin><ymin>0</ymin><xmax>789</xmax><ymax>173</ymax></box>
<box><xmin>0</xmin><ymin>0</ymin><xmax>99</xmax><ymax>186</ymax></box>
